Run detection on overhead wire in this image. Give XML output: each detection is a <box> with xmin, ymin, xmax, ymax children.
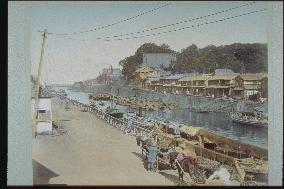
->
<box><xmin>108</xmin><ymin>9</ymin><xmax>266</xmax><ymax>41</ymax></box>
<box><xmin>42</xmin><ymin>2</ymin><xmax>173</xmax><ymax>36</ymax></box>
<box><xmin>97</xmin><ymin>1</ymin><xmax>257</xmax><ymax>40</ymax></box>
<box><xmin>45</xmin><ymin>8</ymin><xmax>266</xmax><ymax>43</ymax></box>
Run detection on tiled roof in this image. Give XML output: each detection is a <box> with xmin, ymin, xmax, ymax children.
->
<box><xmin>135</xmin><ymin>66</ymin><xmax>154</xmax><ymax>73</ymax></box>
<box><xmin>214</xmin><ymin>69</ymin><xmax>235</xmax><ymax>75</ymax></box>
<box><xmin>178</xmin><ymin>74</ymin><xmax>209</xmax><ymax>81</ymax></box>
<box><xmin>208</xmin><ymin>74</ymin><xmax>239</xmax><ymax>81</ymax></box>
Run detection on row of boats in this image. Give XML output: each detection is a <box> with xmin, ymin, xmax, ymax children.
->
<box><xmin>52</xmin><ymin>88</ymin><xmax>268</xmax><ymax>185</ymax></box>
<box><xmin>89</xmin><ymin>93</ymin><xmax>177</xmax><ymax>111</ymax></box>
<box><xmin>89</xmin><ymin>92</ymin><xmax>268</xmax><ymax>128</ymax></box>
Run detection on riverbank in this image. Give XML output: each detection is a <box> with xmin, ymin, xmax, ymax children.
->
<box><xmin>65</xmin><ymin>86</ymin><xmax>268</xmax><ymax>148</ymax></box>
<box><xmin>33</xmin><ymin>97</ymin><xmax>176</xmax><ymax>185</ymax></box>
<box><xmin>70</xmin><ymin>83</ymin><xmax>268</xmax><ymax>115</ymax></box>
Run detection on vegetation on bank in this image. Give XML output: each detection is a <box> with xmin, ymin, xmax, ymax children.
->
<box><xmin>119</xmin><ymin>43</ymin><xmax>267</xmax><ymax>81</ymax></box>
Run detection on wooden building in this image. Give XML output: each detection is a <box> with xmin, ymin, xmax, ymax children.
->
<box><xmin>178</xmin><ymin>75</ymin><xmax>209</xmax><ymax>96</ymax></box>
<box><xmin>240</xmin><ymin>73</ymin><xmax>267</xmax><ymax>99</ymax></box>
<box><xmin>206</xmin><ymin>74</ymin><xmax>238</xmax><ymax>97</ymax></box>
<box><xmin>133</xmin><ymin>67</ymin><xmax>156</xmax><ymax>89</ymax></box>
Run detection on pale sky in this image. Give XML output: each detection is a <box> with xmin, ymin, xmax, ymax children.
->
<box><xmin>30</xmin><ymin>1</ymin><xmax>268</xmax><ymax>85</ymax></box>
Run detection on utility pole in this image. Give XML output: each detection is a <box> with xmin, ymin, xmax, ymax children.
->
<box><xmin>32</xmin><ymin>29</ymin><xmax>47</xmax><ymax>138</ymax></box>
<box><xmin>240</xmin><ymin>62</ymin><xmax>245</xmax><ymax>74</ymax></box>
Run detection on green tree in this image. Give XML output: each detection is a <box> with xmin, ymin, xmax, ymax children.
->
<box><xmin>120</xmin><ymin>43</ymin><xmax>175</xmax><ymax>80</ymax></box>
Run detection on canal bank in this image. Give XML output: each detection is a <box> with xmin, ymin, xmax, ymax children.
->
<box><xmin>65</xmin><ymin>86</ymin><xmax>268</xmax><ymax>149</ymax></box>
<box><xmin>33</xmin><ymin>96</ymin><xmax>175</xmax><ymax>185</ymax></box>
<box><xmin>70</xmin><ymin>83</ymin><xmax>268</xmax><ymax>114</ymax></box>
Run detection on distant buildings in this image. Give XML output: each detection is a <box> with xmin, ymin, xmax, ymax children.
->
<box><xmin>100</xmin><ymin>67</ymin><xmax>122</xmax><ymax>84</ymax></box>
<box><xmin>132</xmin><ymin>53</ymin><xmax>177</xmax><ymax>89</ymax></box>
<box><xmin>134</xmin><ymin>67</ymin><xmax>158</xmax><ymax>89</ymax></box>
<box><xmin>133</xmin><ymin>67</ymin><xmax>268</xmax><ymax>101</ymax></box>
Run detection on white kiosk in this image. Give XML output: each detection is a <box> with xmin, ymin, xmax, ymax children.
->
<box><xmin>31</xmin><ymin>97</ymin><xmax>53</xmax><ymax>134</ymax></box>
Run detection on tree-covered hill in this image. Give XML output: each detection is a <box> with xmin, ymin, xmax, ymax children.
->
<box><xmin>119</xmin><ymin>43</ymin><xmax>175</xmax><ymax>80</ymax></box>
<box><xmin>119</xmin><ymin>43</ymin><xmax>267</xmax><ymax>80</ymax></box>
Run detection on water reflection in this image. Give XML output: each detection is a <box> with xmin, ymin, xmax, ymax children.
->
<box><xmin>64</xmin><ymin>87</ymin><xmax>267</xmax><ymax>149</ymax></box>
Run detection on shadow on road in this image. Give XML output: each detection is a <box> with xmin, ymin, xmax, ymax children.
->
<box><xmin>33</xmin><ymin>159</ymin><xmax>60</xmax><ymax>185</ymax></box>
<box><xmin>131</xmin><ymin>151</ymin><xmax>148</xmax><ymax>170</ymax></box>
<box><xmin>132</xmin><ymin>151</ymin><xmax>183</xmax><ymax>186</ymax></box>
<box><xmin>157</xmin><ymin>171</ymin><xmax>180</xmax><ymax>185</ymax></box>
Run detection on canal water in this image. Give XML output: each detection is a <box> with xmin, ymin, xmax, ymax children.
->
<box><xmin>61</xmin><ymin>87</ymin><xmax>268</xmax><ymax>149</ymax></box>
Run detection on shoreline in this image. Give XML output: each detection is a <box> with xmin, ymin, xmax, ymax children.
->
<box><xmin>63</xmin><ymin>86</ymin><xmax>268</xmax><ymax>149</ymax></box>
<box><xmin>70</xmin><ymin>84</ymin><xmax>268</xmax><ymax>115</ymax></box>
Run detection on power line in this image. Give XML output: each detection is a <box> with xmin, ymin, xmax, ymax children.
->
<box><xmin>112</xmin><ymin>9</ymin><xmax>266</xmax><ymax>42</ymax></box>
<box><xmin>48</xmin><ymin>9</ymin><xmax>266</xmax><ymax>42</ymax></box>
<box><xmin>97</xmin><ymin>1</ymin><xmax>257</xmax><ymax>40</ymax></box>
<box><xmin>44</xmin><ymin>2</ymin><xmax>173</xmax><ymax>36</ymax></box>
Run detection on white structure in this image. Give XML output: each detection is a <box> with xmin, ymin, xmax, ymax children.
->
<box><xmin>142</xmin><ymin>53</ymin><xmax>176</xmax><ymax>69</ymax></box>
<box><xmin>101</xmin><ymin>67</ymin><xmax>122</xmax><ymax>84</ymax></box>
<box><xmin>31</xmin><ymin>97</ymin><xmax>53</xmax><ymax>134</ymax></box>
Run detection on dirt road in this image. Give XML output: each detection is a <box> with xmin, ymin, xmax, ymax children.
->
<box><xmin>32</xmin><ymin>97</ymin><xmax>176</xmax><ymax>185</ymax></box>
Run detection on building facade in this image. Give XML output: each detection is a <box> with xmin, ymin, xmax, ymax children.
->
<box><xmin>133</xmin><ymin>67</ymin><xmax>157</xmax><ymax>89</ymax></box>
<box><xmin>101</xmin><ymin>67</ymin><xmax>122</xmax><ymax>84</ymax></box>
<box><xmin>137</xmin><ymin>70</ymin><xmax>268</xmax><ymax>101</ymax></box>
<box><xmin>142</xmin><ymin>53</ymin><xmax>176</xmax><ymax>69</ymax></box>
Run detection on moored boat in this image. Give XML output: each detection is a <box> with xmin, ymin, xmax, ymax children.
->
<box><xmin>105</xmin><ymin>108</ymin><xmax>124</xmax><ymax>118</ymax></box>
<box><xmin>178</xmin><ymin>125</ymin><xmax>268</xmax><ymax>160</ymax></box>
<box><xmin>229</xmin><ymin>111</ymin><xmax>268</xmax><ymax>127</ymax></box>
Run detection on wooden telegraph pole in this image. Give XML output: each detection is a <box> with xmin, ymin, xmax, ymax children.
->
<box><xmin>32</xmin><ymin>29</ymin><xmax>47</xmax><ymax>138</ymax></box>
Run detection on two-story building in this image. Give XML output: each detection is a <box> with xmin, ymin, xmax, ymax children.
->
<box><xmin>178</xmin><ymin>75</ymin><xmax>209</xmax><ymax>96</ymax></box>
<box><xmin>240</xmin><ymin>73</ymin><xmax>267</xmax><ymax>99</ymax></box>
<box><xmin>157</xmin><ymin>74</ymin><xmax>192</xmax><ymax>94</ymax></box>
<box><xmin>206</xmin><ymin>74</ymin><xmax>239</xmax><ymax>97</ymax></box>
<box><xmin>133</xmin><ymin>66</ymin><xmax>156</xmax><ymax>89</ymax></box>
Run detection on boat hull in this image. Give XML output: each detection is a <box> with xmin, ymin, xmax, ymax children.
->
<box><xmin>231</xmin><ymin>118</ymin><xmax>268</xmax><ymax>127</ymax></box>
<box><xmin>108</xmin><ymin>112</ymin><xmax>124</xmax><ymax>119</ymax></box>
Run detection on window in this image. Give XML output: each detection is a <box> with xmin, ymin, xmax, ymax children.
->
<box><xmin>38</xmin><ymin>110</ymin><xmax>46</xmax><ymax>114</ymax></box>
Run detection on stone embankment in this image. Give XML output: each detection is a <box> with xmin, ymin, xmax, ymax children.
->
<box><xmin>78</xmin><ymin>82</ymin><xmax>267</xmax><ymax>115</ymax></box>
<box><xmin>89</xmin><ymin>93</ymin><xmax>177</xmax><ymax>111</ymax></box>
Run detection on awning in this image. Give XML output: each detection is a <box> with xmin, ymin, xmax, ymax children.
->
<box><xmin>243</xmin><ymin>84</ymin><xmax>259</xmax><ymax>90</ymax></box>
<box><xmin>234</xmin><ymin>87</ymin><xmax>243</xmax><ymax>90</ymax></box>
<box><xmin>180</xmin><ymin>126</ymin><xmax>202</xmax><ymax>136</ymax></box>
<box><xmin>206</xmin><ymin>85</ymin><xmax>229</xmax><ymax>89</ymax></box>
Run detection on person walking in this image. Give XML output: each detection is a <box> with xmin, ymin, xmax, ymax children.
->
<box><xmin>124</xmin><ymin>112</ymin><xmax>134</xmax><ymax>134</ymax></box>
<box><xmin>147</xmin><ymin>141</ymin><xmax>159</xmax><ymax>171</ymax></box>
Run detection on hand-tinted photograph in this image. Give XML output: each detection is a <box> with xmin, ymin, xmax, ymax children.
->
<box><xmin>28</xmin><ymin>1</ymin><xmax>271</xmax><ymax>186</ymax></box>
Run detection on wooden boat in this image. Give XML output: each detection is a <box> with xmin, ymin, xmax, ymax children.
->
<box><xmin>178</xmin><ymin>126</ymin><xmax>268</xmax><ymax>161</ymax></box>
<box><xmin>190</xmin><ymin>109</ymin><xmax>209</xmax><ymax>113</ymax></box>
<box><xmin>105</xmin><ymin>108</ymin><xmax>124</xmax><ymax>119</ymax></box>
<box><xmin>98</xmin><ymin>101</ymin><xmax>105</xmax><ymax>106</ymax></box>
<box><xmin>188</xmin><ymin>105</ymin><xmax>209</xmax><ymax>113</ymax></box>
<box><xmin>230</xmin><ymin>112</ymin><xmax>268</xmax><ymax>127</ymax></box>
<box><xmin>155</xmin><ymin>125</ymin><xmax>268</xmax><ymax>185</ymax></box>
<box><xmin>105</xmin><ymin>92</ymin><xmax>124</xmax><ymax>119</ymax></box>
<box><xmin>89</xmin><ymin>93</ymin><xmax>111</xmax><ymax>100</ymax></box>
